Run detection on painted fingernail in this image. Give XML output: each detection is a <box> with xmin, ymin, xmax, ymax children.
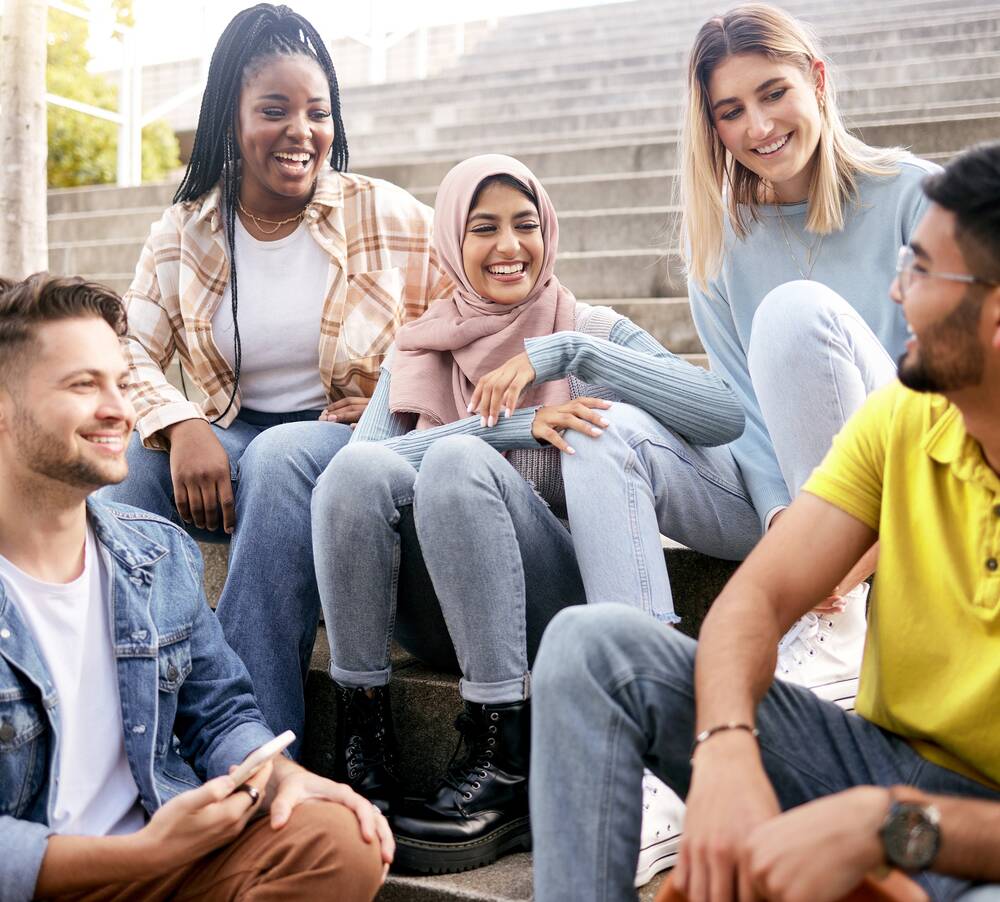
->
<box><xmin>599</xmin><ymin>418</ymin><xmax>610</xmax><ymax>426</ymax></box>
<box><xmin>467</xmin><ymin>402</ymin><xmax>474</xmax><ymax>413</ymax></box>
<box><xmin>487</xmin><ymin>416</ymin><xmax>495</xmax><ymax>428</ymax></box>
<box><xmin>505</xmin><ymin>407</ymin><xmax>512</xmax><ymax>419</ymax></box>
<box><xmin>566</xmin><ymin>446</ymin><xmax>576</xmax><ymax>454</ymax></box>
<box><xmin>591</xmin><ymin>427</ymin><xmax>603</xmax><ymax>436</ymax></box>
<box><xmin>330</xmin><ymin>415</ymin><xmax>338</xmax><ymax>422</ymax></box>
<box><xmin>480</xmin><ymin>416</ymin><xmax>486</xmax><ymax>428</ymax></box>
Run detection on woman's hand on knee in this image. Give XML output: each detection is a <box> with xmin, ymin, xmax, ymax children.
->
<box><xmin>469</xmin><ymin>351</ymin><xmax>537</xmax><ymax>427</ymax></box>
<box><xmin>163</xmin><ymin>419</ymin><xmax>236</xmax><ymax>534</ymax></box>
<box><xmin>531</xmin><ymin>398</ymin><xmax>612</xmax><ymax>455</ymax></box>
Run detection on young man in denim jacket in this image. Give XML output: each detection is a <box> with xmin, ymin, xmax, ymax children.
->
<box><xmin>0</xmin><ymin>275</ymin><xmax>393</xmax><ymax>901</ymax></box>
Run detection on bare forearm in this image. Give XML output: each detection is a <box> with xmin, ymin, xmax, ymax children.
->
<box><xmin>694</xmin><ymin>584</ymin><xmax>783</xmax><ymax>732</ymax></box>
<box><xmin>34</xmin><ymin>832</ymin><xmax>158</xmax><ymax>897</ymax></box>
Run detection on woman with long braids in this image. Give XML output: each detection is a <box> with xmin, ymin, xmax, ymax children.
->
<box><xmin>103</xmin><ymin>4</ymin><xmax>449</xmax><ymax>754</ymax></box>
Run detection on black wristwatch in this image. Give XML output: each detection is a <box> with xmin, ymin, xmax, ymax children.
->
<box><xmin>879</xmin><ymin>797</ymin><xmax>941</xmax><ymax>872</ymax></box>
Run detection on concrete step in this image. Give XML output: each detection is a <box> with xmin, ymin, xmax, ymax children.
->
<box><xmin>353</xmin><ymin>66</ymin><xmax>1000</xmax><ymax>133</ymax></box>
<box><xmin>347</xmin><ymin>95</ymin><xmax>1000</xmax><ymax>156</ymax></box>
<box><xmin>410</xmin><ymin>169</ymin><xmax>680</xmax><ymax>211</ymax></box>
<box><xmin>454</xmin><ymin>4</ymin><xmax>1000</xmax><ymax>73</ymax></box>
<box><xmin>343</xmin><ymin>37</ymin><xmax>1000</xmax><ymax>111</ymax></box>
<box><xmin>442</xmin><ymin>8</ymin><xmax>1000</xmax><ymax>82</ymax></box>
<box><xmin>299</xmin><ymin>546</ymin><xmax>738</xmax><ymax>795</ymax></box>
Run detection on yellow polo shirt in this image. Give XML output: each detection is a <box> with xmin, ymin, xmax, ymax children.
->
<box><xmin>804</xmin><ymin>381</ymin><xmax>1000</xmax><ymax>787</ymax></box>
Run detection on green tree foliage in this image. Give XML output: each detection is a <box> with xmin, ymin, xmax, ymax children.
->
<box><xmin>46</xmin><ymin>1</ymin><xmax>180</xmax><ymax>187</ymax></box>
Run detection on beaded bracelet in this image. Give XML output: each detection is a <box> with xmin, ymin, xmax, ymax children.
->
<box><xmin>690</xmin><ymin>721</ymin><xmax>759</xmax><ymax>762</ymax></box>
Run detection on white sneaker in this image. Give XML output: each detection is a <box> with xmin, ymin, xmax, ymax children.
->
<box><xmin>775</xmin><ymin>582</ymin><xmax>869</xmax><ymax>710</ymax></box>
<box><xmin>635</xmin><ymin>770</ymin><xmax>685</xmax><ymax>887</ymax></box>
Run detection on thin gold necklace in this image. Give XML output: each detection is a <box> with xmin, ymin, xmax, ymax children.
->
<box><xmin>775</xmin><ymin>204</ymin><xmax>825</xmax><ymax>280</ymax></box>
<box><xmin>237</xmin><ymin>198</ymin><xmax>308</xmax><ymax>235</ymax></box>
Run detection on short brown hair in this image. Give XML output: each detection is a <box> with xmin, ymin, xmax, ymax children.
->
<box><xmin>0</xmin><ymin>273</ymin><xmax>127</xmax><ymax>388</ymax></box>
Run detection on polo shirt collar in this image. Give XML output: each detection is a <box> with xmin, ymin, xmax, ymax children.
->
<box><xmin>923</xmin><ymin>395</ymin><xmax>997</xmax><ymax>488</ymax></box>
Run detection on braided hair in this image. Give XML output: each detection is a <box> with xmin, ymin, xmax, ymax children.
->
<box><xmin>173</xmin><ymin>4</ymin><xmax>349</xmax><ymax>422</ymax></box>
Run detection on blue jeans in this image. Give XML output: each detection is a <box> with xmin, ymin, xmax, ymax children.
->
<box><xmin>312</xmin><ymin>436</ymin><xmax>586</xmax><ymax>704</ymax></box>
<box><xmin>561</xmin><ymin>283</ymin><xmax>898</xmax><ymax>619</ymax></box>
<box><xmin>530</xmin><ymin>606</ymin><xmax>1000</xmax><ymax>902</ymax></box>
<box><xmin>561</xmin><ymin>402</ymin><xmax>760</xmax><ymax>620</ymax></box>
<box><xmin>100</xmin><ymin>409</ymin><xmax>352</xmax><ymax>754</ymax></box>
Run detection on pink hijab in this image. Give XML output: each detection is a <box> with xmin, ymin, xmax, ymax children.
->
<box><xmin>388</xmin><ymin>154</ymin><xmax>576</xmax><ymax>428</ymax></box>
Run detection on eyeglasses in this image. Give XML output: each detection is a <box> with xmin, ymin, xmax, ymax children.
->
<box><xmin>895</xmin><ymin>245</ymin><xmax>997</xmax><ymax>298</ymax></box>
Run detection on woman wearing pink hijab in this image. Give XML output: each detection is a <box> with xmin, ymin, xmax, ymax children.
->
<box><xmin>311</xmin><ymin>155</ymin><xmax>744</xmax><ymax>874</ymax></box>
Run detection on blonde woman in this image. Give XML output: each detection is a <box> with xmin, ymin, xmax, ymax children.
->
<box><xmin>557</xmin><ymin>3</ymin><xmax>937</xmax><ymax>705</ymax></box>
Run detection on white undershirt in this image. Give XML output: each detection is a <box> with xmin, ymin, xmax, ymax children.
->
<box><xmin>212</xmin><ymin>217</ymin><xmax>330</xmax><ymax>412</ymax></box>
<box><xmin>0</xmin><ymin>526</ymin><xmax>145</xmax><ymax>836</ymax></box>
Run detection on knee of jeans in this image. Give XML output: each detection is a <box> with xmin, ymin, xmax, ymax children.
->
<box><xmin>534</xmin><ymin>605</ymin><xmax>658</xmax><ymax>695</ymax></box>
<box><xmin>561</xmin><ymin>402</ymin><xmax>668</xmax><ymax>475</ymax></box>
<box><xmin>417</xmin><ymin>435</ymin><xmax>498</xmax><ymax>499</ymax></box>
<box><xmin>749</xmin><ymin>280</ymin><xmax>849</xmax><ymax>367</ymax></box>
<box><xmin>239</xmin><ymin>421</ymin><xmax>350</xmax><ymax>484</ymax></box>
<box><xmin>313</xmin><ymin>442</ymin><xmax>411</xmax><ymax>512</ymax></box>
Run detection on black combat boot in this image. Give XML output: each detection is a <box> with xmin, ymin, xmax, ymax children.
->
<box><xmin>334</xmin><ymin>684</ymin><xmax>401</xmax><ymax>815</ymax></box>
<box><xmin>392</xmin><ymin>699</ymin><xmax>531</xmax><ymax>874</ymax></box>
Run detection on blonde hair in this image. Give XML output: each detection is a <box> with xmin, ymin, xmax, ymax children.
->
<box><xmin>681</xmin><ymin>3</ymin><xmax>909</xmax><ymax>288</ymax></box>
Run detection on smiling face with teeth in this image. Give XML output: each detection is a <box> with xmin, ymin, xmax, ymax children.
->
<box><xmin>0</xmin><ymin>318</ymin><xmax>135</xmax><ymax>493</ymax></box>
<box><xmin>235</xmin><ymin>54</ymin><xmax>335</xmax><ymax>222</ymax></box>
<box><xmin>708</xmin><ymin>53</ymin><xmax>825</xmax><ymax>204</ymax></box>
<box><xmin>462</xmin><ymin>181</ymin><xmax>545</xmax><ymax>305</ymax></box>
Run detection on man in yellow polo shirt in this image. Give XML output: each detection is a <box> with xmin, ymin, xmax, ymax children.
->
<box><xmin>529</xmin><ymin>140</ymin><xmax>1000</xmax><ymax>902</ymax></box>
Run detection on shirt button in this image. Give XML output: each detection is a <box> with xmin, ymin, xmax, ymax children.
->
<box><xmin>988</xmin><ymin>558</ymin><xmax>999</xmax><ymax>572</ymax></box>
<box><xmin>0</xmin><ymin>628</ymin><xmax>9</xmax><ymax>639</ymax></box>
<box><xmin>167</xmin><ymin>664</ymin><xmax>179</xmax><ymax>681</ymax></box>
<box><xmin>132</xmin><ymin>724</ymin><xmax>146</xmax><ymax>735</ymax></box>
<box><xmin>0</xmin><ymin>722</ymin><xmax>15</xmax><ymax>742</ymax></box>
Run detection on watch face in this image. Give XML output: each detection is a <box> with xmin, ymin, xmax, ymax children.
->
<box><xmin>884</xmin><ymin>804</ymin><xmax>940</xmax><ymax>871</ymax></box>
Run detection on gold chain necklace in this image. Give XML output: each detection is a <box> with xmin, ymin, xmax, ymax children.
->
<box><xmin>237</xmin><ymin>198</ymin><xmax>308</xmax><ymax>235</ymax></box>
<box><xmin>775</xmin><ymin>204</ymin><xmax>825</xmax><ymax>281</ymax></box>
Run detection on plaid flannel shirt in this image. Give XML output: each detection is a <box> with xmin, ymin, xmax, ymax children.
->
<box><xmin>123</xmin><ymin>169</ymin><xmax>451</xmax><ymax>449</ymax></box>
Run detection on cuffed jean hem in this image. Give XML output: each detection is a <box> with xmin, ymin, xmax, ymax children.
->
<box><xmin>460</xmin><ymin>672</ymin><xmax>532</xmax><ymax>705</ymax></box>
<box><xmin>329</xmin><ymin>663</ymin><xmax>392</xmax><ymax>690</ymax></box>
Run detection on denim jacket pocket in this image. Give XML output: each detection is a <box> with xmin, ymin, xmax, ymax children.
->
<box><xmin>340</xmin><ymin>268</ymin><xmax>405</xmax><ymax>360</ymax></box>
<box><xmin>155</xmin><ymin>632</ymin><xmax>192</xmax><ymax>756</ymax></box>
<box><xmin>0</xmin><ymin>696</ymin><xmax>48</xmax><ymax>817</ymax></box>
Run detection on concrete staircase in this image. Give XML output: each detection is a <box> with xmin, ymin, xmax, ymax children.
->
<box><xmin>46</xmin><ymin>0</ymin><xmax>999</xmax><ymax>897</ymax></box>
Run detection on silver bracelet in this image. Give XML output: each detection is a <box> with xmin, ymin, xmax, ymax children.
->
<box><xmin>690</xmin><ymin>721</ymin><xmax>759</xmax><ymax>762</ymax></box>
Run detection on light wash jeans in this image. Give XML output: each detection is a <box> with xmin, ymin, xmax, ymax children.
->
<box><xmin>748</xmin><ymin>280</ymin><xmax>897</xmax><ymax>496</ymax></box>
<box><xmin>530</xmin><ymin>606</ymin><xmax>1000</xmax><ymax>902</ymax></box>
<box><xmin>560</xmin><ymin>281</ymin><xmax>897</xmax><ymax>615</ymax></box>
<box><xmin>311</xmin><ymin>435</ymin><xmax>586</xmax><ymax>704</ymax></box>
<box><xmin>100</xmin><ymin>408</ymin><xmax>352</xmax><ymax>755</ymax></box>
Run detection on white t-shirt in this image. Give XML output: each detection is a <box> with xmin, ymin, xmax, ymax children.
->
<box><xmin>0</xmin><ymin>526</ymin><xmax>145</xmax><ymax>836</ymax></box>
<box><xmin>211</xmin><ymin>217</ymin><xmax>330</xmax><ymax>413</ymax></box>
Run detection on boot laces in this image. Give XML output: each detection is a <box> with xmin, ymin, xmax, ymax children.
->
<box><xmin>342</xmin><ymin>690</ymin><xmax>393</xmax><ymax>779</ymax></box>
<box><xmin>441</xmin><ymin>710</ymin><xmax>495</xmax><ymax>800</ymax></box>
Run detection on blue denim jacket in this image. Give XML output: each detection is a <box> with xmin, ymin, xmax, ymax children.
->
<box><xmin>0</xmin><ymin>499</ymin><xmax>275</xmax><ymax>902</ymax></box>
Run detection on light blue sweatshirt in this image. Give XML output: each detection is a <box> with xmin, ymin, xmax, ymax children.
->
<box><xmin>688</xmin><ymin>157</ymin><xmax>939</xmax><ymax>526</ymax></box>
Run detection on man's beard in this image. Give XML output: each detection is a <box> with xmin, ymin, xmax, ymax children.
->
<box><xmin>897</xmin><ymin>289</ymin><xmax>985</xmax><ymax>394</ymax></box>
<box><xmin>10</xmin><ymin>404</ymin><xmax>127</xmax><ymax>491</ymax></box>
